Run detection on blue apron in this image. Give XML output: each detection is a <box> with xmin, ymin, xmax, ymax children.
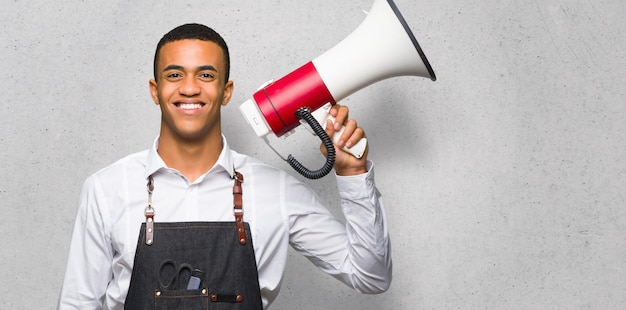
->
<box><xmin>124</xmin><ymin>171</ymin><xmax>263</xmax><ymax>309</ymax></box>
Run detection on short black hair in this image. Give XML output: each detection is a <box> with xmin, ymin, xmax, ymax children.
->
<box><xmin>153</xmin><ymin>23</ymin><xmax>230</xmax><ymax>82</ymax></box>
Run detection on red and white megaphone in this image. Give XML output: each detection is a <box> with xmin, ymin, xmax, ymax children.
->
<box><xmin>239</xmin><ymin>0</ymin><xmax>436</xmax><ymax>179</ymax></box>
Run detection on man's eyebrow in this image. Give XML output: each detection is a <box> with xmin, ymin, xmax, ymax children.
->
<box><xmin>162</xmin><ymin>64</ymin><xmax>218</xmax><ymax>72</ymax></box>
<box><xmin>163</xmin><ymin>64</ymin><xmax>184</xmax><ymax>72</ymax></box>
<box><xmin>197</xmin><ymin>65</ymin><xmax>218</xmax><ymax>72</ymax></box>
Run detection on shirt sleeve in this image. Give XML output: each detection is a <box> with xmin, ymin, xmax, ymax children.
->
<box><xmin>287</xmin><ymin>161</ymin><xmax>392</xmax><ymax>293</ymax></box>
<box><xmin>57</xmin><ymin>175</ymin><xmax>113</xmax><ymax>309</ymax></box>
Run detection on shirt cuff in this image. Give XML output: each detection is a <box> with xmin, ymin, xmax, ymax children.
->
<box><xmin>335</xmin><ymin>160</ymin><xmax>376</xmax><ymax>199</ymax></box>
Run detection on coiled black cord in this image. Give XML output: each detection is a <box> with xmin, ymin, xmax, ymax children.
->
<box><xmin>286</xmin><ymin>107</ymin><xmax>336</xmax><ymax>179</ymax></box>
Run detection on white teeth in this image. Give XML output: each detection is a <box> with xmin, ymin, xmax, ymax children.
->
<box><xmin>179</xmin><ymin>103</ymin><xmax>202</xmax><ymax>110</ymax></box>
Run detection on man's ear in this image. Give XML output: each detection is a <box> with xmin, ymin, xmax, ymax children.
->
<box><xmin>149</xmin><ymin>79</ymin><xmax>159</xmax><ymax>105</ymax></box>
<box><xmin>221</xmin><ymin>80</ymin><xmax>234</xmax><ymax>106</ymax></box>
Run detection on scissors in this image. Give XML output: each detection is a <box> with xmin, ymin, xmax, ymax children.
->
<box><xmin>158</xmin><ymin>259</ymin><xmax>194</xmax><ymax>291</ymax></box>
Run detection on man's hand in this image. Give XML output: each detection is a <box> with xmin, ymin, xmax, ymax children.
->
<box><xmin>321</xmin><ymin>105</ymin><xmax>369</xmax><ymax>176</ymax></box>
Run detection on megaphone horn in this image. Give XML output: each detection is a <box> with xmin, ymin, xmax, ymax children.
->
<box><xmin>239</xmin><ymin>0</ymin><xmax>436</xmax><ymax>179</ymax></box>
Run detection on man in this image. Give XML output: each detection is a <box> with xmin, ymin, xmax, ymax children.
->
<box><xmin>58</xmin><ymin>23</ymin><xmax>391</xmax><ymax>309</ymax></box>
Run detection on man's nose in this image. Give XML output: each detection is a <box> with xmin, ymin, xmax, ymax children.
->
<box><xmin>179</xmin><ymin>77</ymin><xmax>200</xmax><ymax>96</ymax></box>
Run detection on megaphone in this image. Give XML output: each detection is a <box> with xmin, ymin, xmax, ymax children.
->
<box><xmin>239</xmin><ymin>0</ymin><xmax>436</xmax><ymax>179</ymax></box>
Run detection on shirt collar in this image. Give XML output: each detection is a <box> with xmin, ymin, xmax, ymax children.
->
<box><xmin>144</xmin><ymin>135</ymin><xmax>236</xmax><ymax>180</ymax></box>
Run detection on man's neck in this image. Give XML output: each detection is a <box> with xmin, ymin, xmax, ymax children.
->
<box><xmin>157</xmin><ymin>131</ymin><xmax>223</xmax><ymax>183</ymax></box>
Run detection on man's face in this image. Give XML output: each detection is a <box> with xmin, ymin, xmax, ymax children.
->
<box><xmin>150</xmin><ymin>39</ymin><xmax>233</xmax><ymax>142</ymax></box>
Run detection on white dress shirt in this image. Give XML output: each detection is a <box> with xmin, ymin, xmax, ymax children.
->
<box><xmin>57</xmin><ymin>136</ymin><xmax>391</xmax><ymax>309</ymax></box>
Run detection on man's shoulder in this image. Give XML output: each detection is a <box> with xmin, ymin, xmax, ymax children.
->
<box><xmin>88</xmin><ymin>149</ymin><xmax>150</xmax><ymax>182</ymax></box>
<box><xmin>229</xmin><ymin>150</ymin><xmax>292</xmax><ymax>180</ymax></box>
<box><xmin>230</xmin><ymin>150</ymin><xmax>274</xmax><ymax>170</ymax></box>
<box><xmin>75</xmin><ymin>149</ymin><xmax>150</xmax><ymax>199</ymax></box>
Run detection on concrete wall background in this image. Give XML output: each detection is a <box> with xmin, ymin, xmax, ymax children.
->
<box><xmin>1</xmin><ymin>0</ymin><xmax>625</xmax><ymax>308</ymax></box>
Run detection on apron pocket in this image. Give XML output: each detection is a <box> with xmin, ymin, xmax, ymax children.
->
<box><xmin>154</xmin><ymin>288</ymin><xmax>209</xmax><ymax>310</ymax></box>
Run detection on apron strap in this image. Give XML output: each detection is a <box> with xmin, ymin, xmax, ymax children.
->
<box><xmin>233</xmin><ymin>171</ymin><xmax>247</xmax><ymax>245</ymax></box>
<box><xmin>144</xmin><ymin>172</ymin><xmax>248</xmax><ymax>246</ymax></box>
<box><xmin>145</xmin><ymin>176</ymin><xmax>155</xmax><ymax>245</ymax></box>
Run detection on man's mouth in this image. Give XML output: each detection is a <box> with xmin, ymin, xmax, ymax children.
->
<box><xmin>175</xmin><ymin>103</ymin><xmax>204</xmax><ymax>110</ymax></box>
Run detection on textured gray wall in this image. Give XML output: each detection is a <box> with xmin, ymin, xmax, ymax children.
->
<box><xmin>2</xmin><ymin>0</ymin><xmax>625</xmax><ymax>309</ymax></box>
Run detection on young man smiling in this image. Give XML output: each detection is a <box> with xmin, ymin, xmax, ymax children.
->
<box><xmin>58</xmin><ymin>23</ymin><xmax>391</xmax><ymax>309</ymax></box>
<box><xmin>151</xmin><ymin>38</ymin><xmax>235</xmax><ymax>182</ymax></box>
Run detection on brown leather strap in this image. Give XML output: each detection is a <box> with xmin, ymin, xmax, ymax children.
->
<box><xmin>145</xmin><ymin>172</ymin><xmax>247</xmax><ymax>246</ymax></box>
<box><xmin>211</xmin><ymin>293</ymin><xmax>244</xmax><ymax>303</ymax></box>
<box><xmin>145</xmin><ymin>176</ymin><xmax>155</xmax><ymax>245</ymax></box>
<box><xmin>233</xmin><ymin>171</ymin><xmax>246</xmax><ymax>245</ymax></box>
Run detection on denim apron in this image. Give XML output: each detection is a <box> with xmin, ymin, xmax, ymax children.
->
<box><xmin>124</xmin><ymin>171</ymin><xmax>263</xmax><ymax>309</ymax></box>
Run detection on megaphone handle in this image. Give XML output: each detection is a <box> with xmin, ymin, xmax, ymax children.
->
<box><xmin>326</xmin><ymin>114</ymin><xmax>368</xmax><ymax>159</ymax></box>
<box><xmin>308</xmin><ymin>103</ymin><xmax>367</xmax><ymax>159</ymax></box>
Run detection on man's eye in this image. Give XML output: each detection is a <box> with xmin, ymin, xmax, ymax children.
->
<box><xmin>200</xmin><ymin>73</ymin><xmax>215</xmax><ymax>80</ymax></box>
<box><xmin>168</xmin><ymin>73</ymin><xmax>182</xmax><ymax>79</ymax></box>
